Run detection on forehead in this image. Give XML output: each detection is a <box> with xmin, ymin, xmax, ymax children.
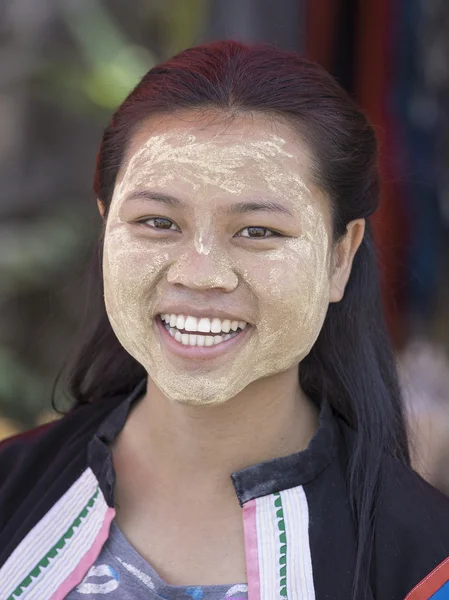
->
<box><xmin>118</xmin><ymin>111</ymin><xmax>316</xmax><ymax>194</ymax></box>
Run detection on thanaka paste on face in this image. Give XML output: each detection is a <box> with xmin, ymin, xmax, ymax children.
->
<box><xmin>103</xmin><ymin>119</ymin><xmax>333</xmax><ymax>405</ymax></box>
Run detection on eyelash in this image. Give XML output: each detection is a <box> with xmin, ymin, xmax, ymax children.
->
<box><xmin>136</xmin><ymin>217</ymin><xmax>283</xmax><ymax>239</ymax></box>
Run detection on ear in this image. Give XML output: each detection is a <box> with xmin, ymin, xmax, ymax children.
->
<box><xmin>329</xmin><ymin>219</ymin><xmax>365</xmax><ymax>303</ymax></box>
<box><xmin>97</xmin><ymin>199</ymin><xmax>105</xmax><ymax>218</ymax></box>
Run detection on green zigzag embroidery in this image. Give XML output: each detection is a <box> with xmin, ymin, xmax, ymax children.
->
<box><xmin>274</xmin><ymin>492</ymin><xmax>288</xmax><ymax>598</ymax></box>
<box><xmin>8</xmin><ymin>486</ymin><xmax>101</xmax><ymax>600</ymax></box>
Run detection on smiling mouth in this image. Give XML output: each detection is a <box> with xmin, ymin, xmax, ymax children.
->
<box><xmin>157</xmin><ymin>314</ymin><xmax>248</xmax><ymax>347</ymax></box>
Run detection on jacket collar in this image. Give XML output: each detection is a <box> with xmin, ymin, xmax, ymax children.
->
<box><xmin>0</xmin><ymin>380</ymin><xmax>340</xmax><ymax>600</ymax></box>
<box><xmin>88</xmin><ymin>379</ymin><xmax>339</xmax><ymax>508</ymax></box>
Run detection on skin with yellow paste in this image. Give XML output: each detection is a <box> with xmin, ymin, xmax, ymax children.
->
<box><xmin>103</xmin><ymin>113</ymin><xmax>341</xmax><ymax>406</ymax></box>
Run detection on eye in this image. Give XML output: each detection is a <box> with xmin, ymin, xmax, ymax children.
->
<box><xmin>236</xmin><ymin>226</ymin><xmax>281</xmax><ymax>239</ymax></box>
<box><xmin>137</xmin><ymin>217</ymin><xmax>180</xmax><ymax>232</ymax></box>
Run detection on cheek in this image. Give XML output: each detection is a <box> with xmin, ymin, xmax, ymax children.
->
<box><xmin>102</xmin><ymin>229</ymin><xmax>169</xmax><ymax>325</ymax></box>
<box><xmin>247</xmin><ymin>240</ymin><xmax>331</xmax><ymax>354</ymax></box>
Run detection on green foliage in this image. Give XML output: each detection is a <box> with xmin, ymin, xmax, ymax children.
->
<box><xmin>1</xmin><ymin>0</ymin><xmax>206</xmax><ymax>427</ymax></box>
<box><xmin>63</xmin><ymin>1</ymin><xmax>157</xmax><ymax>109</ymax></box>
<box><xmin>0</xmin><ymin>346</ymin><xmax>46</xmax><ymax>426</ymax></box>
<box><xmin>0</xmin><ymin>211</ymin><xmax>93</xmax><ymax>293</ymax></box>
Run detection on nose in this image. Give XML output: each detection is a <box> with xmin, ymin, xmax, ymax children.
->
<box><xmin>166</xmin><ymin>248</ymin><xmax>238</xmax><ymax>292</ymax></box>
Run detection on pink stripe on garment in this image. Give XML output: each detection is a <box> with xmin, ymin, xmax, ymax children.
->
<box><xmin>49</xmin><ymin>507</ymin><xmax>116</xmax><ymax>600</ymax></box>
<box><xmin>242</xmin><ymin>499</ymin><xmax>261</xmax><ymax>600</ymax></box>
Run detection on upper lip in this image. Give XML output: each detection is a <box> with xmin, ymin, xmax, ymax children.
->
<box><xmin>155</xmin><ymin>306</ymin><xmax>252</xmax><ymax>324</ymax></box>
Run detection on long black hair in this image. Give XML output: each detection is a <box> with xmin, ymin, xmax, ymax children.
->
<box><xmin>56</xmin><ymin>41</ymin><xmax>410</xmax><ymax>599</ymax></box>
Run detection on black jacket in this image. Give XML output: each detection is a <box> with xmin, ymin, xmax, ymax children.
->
<box><xmin>1</xmin><ymin>382</ymin><xmax>449</xmax><ymax>599</ymax></box>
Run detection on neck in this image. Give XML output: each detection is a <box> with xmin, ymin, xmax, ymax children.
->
<box><xmin>120</xmin><ymin>368</ymin><xmax>319</xmax><ymax>498</ymax></box>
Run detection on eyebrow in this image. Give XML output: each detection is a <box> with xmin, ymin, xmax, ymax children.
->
<box><xmin>125</xmin><ymin>190</ymin><xmax>294</xmax><ymax>217</ymax></box>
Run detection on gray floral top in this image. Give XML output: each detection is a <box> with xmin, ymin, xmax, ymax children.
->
<box><xmin>65</xmin><ymin>519</ymin><xmax>248</xmax><ymax>600</ymax></box>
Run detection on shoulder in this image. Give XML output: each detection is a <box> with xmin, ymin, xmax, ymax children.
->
<box><xmin>374</xmin><ymin>456</ymin><xmax>449</xmax><ymax>599</ymax></box>
<box><xmin>0</xmin><ymin>397</ymin><xmax>119</xmax><ymax>526</ymax></box>
<box><xmin>0</xmin><ymin>395</ymin><xmax>126</xmax><ymax>569</ymax></box>
<box><xmin>0</xmin><ymin>422</ymin><xmax>45</xmax><ymax>489</ymax></box>
<box><xmin>337</xmin><ymin>418</ymin><xmax>449</xmax><ymax>598</ymax></box>
<box><xmin>0</xmin><ymin>401</ymin><xmax>97</xmax><ymax>476</ymax></box>
<box><xmin>0</xmin><ymin>420</ymin><xmax>57</xmax><ymax>462</ymax></box>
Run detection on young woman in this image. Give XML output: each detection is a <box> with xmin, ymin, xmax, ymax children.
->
<box><xmin>0</xmin><ymin>41</ymin><xmax>449</xmax><ymax>600</ymax></box>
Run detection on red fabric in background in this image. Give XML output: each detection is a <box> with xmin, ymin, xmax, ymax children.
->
<box><xmin>355</xmin><ymin>0</ymin><xmax>407</xmax><ymax>348</ymax></box>
<box><xmin>305</xmin><ymin>0</ymin><xmax>340</xmax><ymax>71</ymax></box>
<box><xmin>306</xmin><ymin>0</ymin><xmax>407</xmax><ymax>348</ymax></box>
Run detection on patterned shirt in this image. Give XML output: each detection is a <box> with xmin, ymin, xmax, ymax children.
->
<box><xmin>66</xmin><ymin>519</ymin><xmax>248</xmax><ymax>600</ymax></box>
<box><xmin>3</xmin><ymin>381</ymin><xmax>449</xmax><ymax>598</ymax></box>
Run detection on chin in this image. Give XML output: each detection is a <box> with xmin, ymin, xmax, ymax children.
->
<box><xmin>156</xmin><ymin>378</ymin><xmax>244</xmax><ymax>407</ymax></box>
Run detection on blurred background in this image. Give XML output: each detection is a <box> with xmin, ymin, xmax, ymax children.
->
<box><xmin>1</xmin><ymin>0</ymin><xmax>449</xmax><ymax>492</ymax></box>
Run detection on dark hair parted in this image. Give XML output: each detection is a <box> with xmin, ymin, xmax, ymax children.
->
<box><xmin>61</xmin><ymin>41</ymin><xmax>410</xmax><ymax>599</ymax></box>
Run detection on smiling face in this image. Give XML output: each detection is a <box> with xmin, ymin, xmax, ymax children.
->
<box><xmin>102</xmin><ymin>112</ymin><xmax>335</xmax><ymax>405</ymax></box>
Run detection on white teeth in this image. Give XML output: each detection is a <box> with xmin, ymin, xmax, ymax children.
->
<box><xmin>164</xmin><ymin>324</ymin><xmax>241</xmax><ymax>347</ymax></box>
<box><xmin>161</xmin><ymin>313</ymin><xmax>249</xmax><ymax>334</ymax></box>
<box><xmin>176</xmin><ymin>315</ymin><xmax>185</xmax><ymax>330</ymax></box>
<box><xmin>197</xmin><ymin>318</ymin><xmax>211</xmax><ymax>333</ymax></box>
<box><xmin>184</xmin><ymin>316</ymin><xmax>198</xmax><ymax>332</ymax></box>
<box><xmin>221</xmin><ymin>319</ymin><xmax>231</xmax><ymax>333</ymax></box>
<box><xmin>211</xmin><ymin>318</ymin><xmax>222</xmax><ymax>333</ymax></box>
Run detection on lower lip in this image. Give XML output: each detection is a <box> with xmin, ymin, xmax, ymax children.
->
<box><xmin>154</xmin><ymin>316</ymin><xmax>251</xmax><ymax>360</ymax></box>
